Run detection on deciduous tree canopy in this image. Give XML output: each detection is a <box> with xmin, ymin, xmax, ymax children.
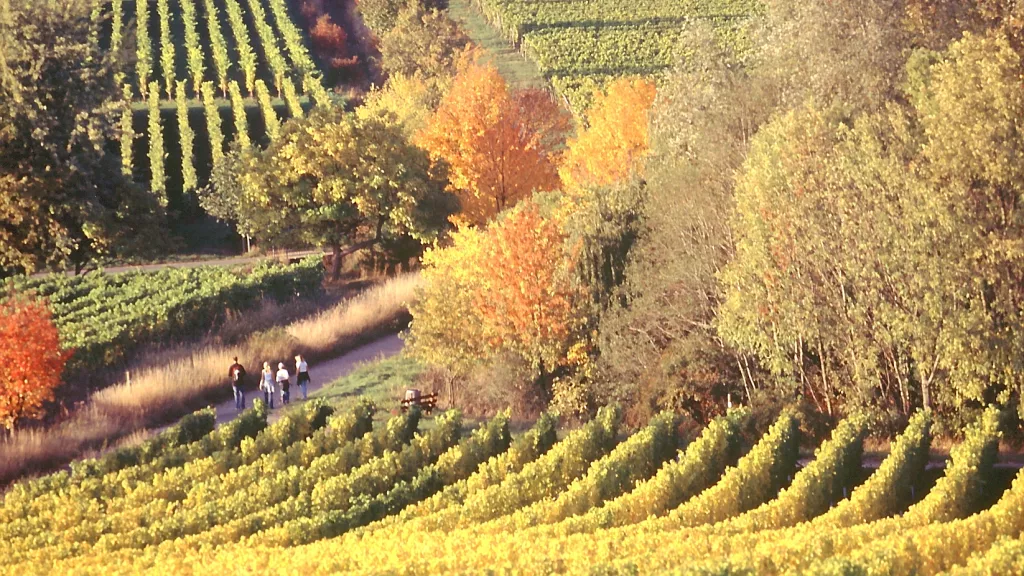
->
<box><xmin>416</xmin><ymin>62</ymin><xmax>570</xmax><ymax>224</ymax></box>
<box><xmin>0</xmin><ymin>0</ymin><xmax>166</xmax><ymax>274</ymax></box>
<box><xmin>559</xmin><ymin>77</ymin><xmax>657</xmax><ymax>195</ymax></box>
<box><xmin>719</xmin><ymin>29</ymin><xmax>1024</xmax><ymax>420</ymax></box>
<box><xmin>408</xmin><ymin>199</ymin><xmax>583</xmax><ymax>382</ymax></box>
<box><xmin>0</xmin><ymin>295</ymin><xmax>70</xmax><ymax>431</ymax></box>
<box><xmin>207</xmin><ymin>106</ymin><xmax>457</xmax><ymax>279</ymax></box>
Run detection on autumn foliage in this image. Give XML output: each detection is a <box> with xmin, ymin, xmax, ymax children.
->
<box><xmin>300</xmin><ymin>0</ymin><xmax>356</xmax><ymax>69</ymax></box>
<box><xmin>559</xmin><ymin>77</ymin><xmax>657</xmax><ymax>194</ymax></box>
<box><xmin>0</xmin><ymin>296</ymin><xmax>70</xmax><ymax>431</ymax></box>
<box><xmin>310</xmin><ymin>14</ymin><xmax>356</xmax><ymax>69</ymax></box>
<box><xmin>407</xmin><ymin>200</ymin><xmax>581</xmax><ymax>379</ymax></box>
<box><xmin>416</xmin><ymin>62</ymin><xmax>570</xmax><ymax>224</ymax></box>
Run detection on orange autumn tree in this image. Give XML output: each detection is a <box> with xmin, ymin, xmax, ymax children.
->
<box><xmin>559</xmin><ymin>77</ymin><xmax>657</xmax><ymax>195</ymax></box>
<box><xmin>476</xmin><ymin>201</ymin><xmax>580</xmax><ymax>374</ymax></box>
<box><xmin>0</xmin><ymin>296</ymin><xmax>70</xmax><ymax>431</ymax></box>
<box><xmin>416</xmin><ymin>62</ymin><xmax>570</xmax><ymax>224</ymax></box>
<box><xmin>407</xmin><ymin>199</ymin><xmax>582</xmax><ymax>384</ymax></box>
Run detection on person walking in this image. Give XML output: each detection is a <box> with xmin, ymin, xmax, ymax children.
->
<box><xmin>228</xmin><ymin>357</ymin><xmax>246</xmax><ymax>412</ymax></box>
<box><xmin>295</xmin><ymin>354</ymin><xmax>310</xmax><ymax>400</ymax></box>
<box><xmin>277</xmin><ymin>362</ymin><xmax>291</xmax><ymax>405</ymax></box>
<box><xmin>261</xmin><ymin>361</ymin><xmax>275</xmax><ymax>409</ymax></box>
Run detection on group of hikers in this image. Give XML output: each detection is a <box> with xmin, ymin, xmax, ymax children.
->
<box><xmin>228</xmin><ymin>355</ymin><xmax>312</xmax><ymax>411</ymax></box>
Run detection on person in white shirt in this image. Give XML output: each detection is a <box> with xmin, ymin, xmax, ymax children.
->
<box><xmin>295</xmin><ymin>354</ymin><xmax>310</xmax><ymax>400</ymax></box>
<box><xmin>277</xmin><ymin>362</ymin><xmax>291</xmax><ymax>405</ymax></box>
<box><xmin>260</xmin><ymin>361</ymin><xmax>275</xmax><ymax>409</ymax></box>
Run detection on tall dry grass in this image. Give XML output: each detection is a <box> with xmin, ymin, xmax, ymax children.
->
<box><xmin>0</xmin><ymin>273</ymin><xmax>420</xmax><ymax>488</ymax></box>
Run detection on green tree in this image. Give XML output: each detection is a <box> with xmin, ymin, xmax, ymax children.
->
<box><xmin>0</xmin><ymin>0</ymin><xmax>165</xmax><ymax>274</ymax></box>
<box><xmin>199</xmin><ymin>142</ymin><xmax>247</xmax><ymax>234</ymax></box>
<box><xmin>221</xmin><ymin>106</ymin><xmax>457</xmax><ymax>279</ymax></box>
<box><xmin>379</xmin><ymin>5</ymin><xmax>470</xmax><ymax>96</ymax></box>
<box><xmin>593</xmin><ymin>0</ymin><xmax>927</xmax><ymax>423</ymax></box>
<box><xmin>718</xmin><ymin>29</ymin><xmax>1024</xmax><ymax>422</ymax></box>
<box><xmin>359</xmin><ymin>0</ymin><xmax>443</xmax><ymax>36</ymax></box>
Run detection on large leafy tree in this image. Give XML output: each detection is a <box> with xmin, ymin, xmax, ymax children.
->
<box><xmin>592</xmin><ymin>0</ymin><xmax>935</xmax><ymax>423</ymax></box>
<box><xmin>416</xmin><ymin>62</ymin><xmax>570</xmax><ymax>224</ymax></box>
<box><xmin>379</xmin><ymin>5</ymin><xmax>471</xmax><ymax>89</ymax></box>
<box><xmin>0</xmin><ymin>295</ymin><xmax>70</xmax><ymax>431</ymax></box>
<box><xmin>592</xmin><ymin>29</ymin><xmax>769</xmax><ymax>422</ymax></box>
<box><xmin>0</xmin><ymin>0</ymin><xmax>165</xmax><ymax>274</ymax></box>
<box><xmin>215</xmin><ymin>106</ymin><xmax>456</xmax><ymax>279</ymax></box>
<box><xmin>407</xmin><ymin>199</ymin><xmax>583</xmax><ymax>387</ymax></box>
<box><xmin>718</xmin><ymin>29</ymin><xmax>1024</xmax><ymax>420</ymax></box>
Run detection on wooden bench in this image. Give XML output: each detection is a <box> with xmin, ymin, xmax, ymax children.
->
<box><xmin>400</xmin><ymin>392</ymin><xmax>439</xmax><ymax>415</ymax></box>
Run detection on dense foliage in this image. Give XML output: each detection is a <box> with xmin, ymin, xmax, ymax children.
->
<box><xmin>416</xmin><ymin>61</ymin><xmax>570</xmax><ymax>224</ymax></box>
<box><xmin>0</xmin><ymin>297</ymin><xmax>71</xmax><ymax>430</ymax></box>
<box><xmin>591</xmin><ymin>0</ymin><xmax>1024</xmax><ymax>430</ymax></box>
<box><xmin>207</xmin><ymin>106</ymin><xmax>456</xmax><ymax>280</ymax></box>
<box><xmin>408</xmin><ymin>198</ymin><xmax>583</xmax><ymax>401</ymax></box>
<box><xmin>0</xmin><ymin>0</ymin><xmax>165</xmax><ymax>274</ymax></box>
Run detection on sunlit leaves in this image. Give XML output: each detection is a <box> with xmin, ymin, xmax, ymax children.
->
<box><xmin>0</xmin><ymin>296</ymin><xmax>70</xmax><ymax>431</ymax></box>
<box><xmin>416</xmin><ymin>62</ymin><xmax>570</xmax><ymax>224</ymax></box>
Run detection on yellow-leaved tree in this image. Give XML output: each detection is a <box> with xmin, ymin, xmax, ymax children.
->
<box><xmin>559</xmin><ymin>77</ymin><xmax>657</xmax><ymax>195</ymax></box>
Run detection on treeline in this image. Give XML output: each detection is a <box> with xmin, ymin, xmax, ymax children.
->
<box><xmin>379</xmin><ymin>0</ymin><xmax>1024</xmax><ymax>436</ymax></box>
<box><xmin>592</xmin><ymin>1</ymin><xmax>1024</xmax><ymax>434</ymax></box>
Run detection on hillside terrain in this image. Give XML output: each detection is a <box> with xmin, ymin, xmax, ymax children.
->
<box><xmin>3</xmin><ymin>0</ymin><xmax>1024</xmax><ymax>573</ymax></box>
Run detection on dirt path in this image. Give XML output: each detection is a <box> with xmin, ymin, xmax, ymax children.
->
<box><xmin>215</xmin><ymin>333</ymin><xmax>404</xmax><ymax>425</ymax></box>
<box><xmin>447</xmin><ymin>0</ymin><xmax>546</xmax><ymax>89</ymax></box>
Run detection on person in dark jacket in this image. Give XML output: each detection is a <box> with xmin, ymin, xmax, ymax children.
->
<box><xmin>228</xmin><ymin>357</ymin><xmax>246</xmax><ymax>412</ymax></box>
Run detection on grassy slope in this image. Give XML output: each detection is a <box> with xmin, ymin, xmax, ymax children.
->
<box><xmin>312</xmin><ymin>354</ymin><xmax>425</xmax><ymax>418</ymax></box>
<box><xmin>446</xmin><ymin>0</ymin><xmax>546</xmax><ymax>89</ymax></box>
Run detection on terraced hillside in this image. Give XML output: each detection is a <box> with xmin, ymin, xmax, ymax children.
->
<box><xmin>1</xmin><ymin>397</ymin><xmax>1021</xmax><ymax>574</ymax></box>
<box><xmin>97</xmin><ymin>0</ymin><xmax>332</xmax><ymax>202</ymax></box>
<box><xmin>465</xmin><ymin>0</ymin><xmax>761</xmax><ymax>111</ymax></box>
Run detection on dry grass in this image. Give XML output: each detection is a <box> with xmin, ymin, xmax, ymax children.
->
<box><xmin>0</xmin><ymin>273</ymin><xmax>420</xmax><ymax>488</ymax></box>
<box><xmin>0</xmin><ymin>407</ymin><xmax>125</xmax><ymax>485</ymax></box>
<box><xmin>287</xmin><ymin>273</ymin><xmax>420</xmax><ymax>353</ymax></box>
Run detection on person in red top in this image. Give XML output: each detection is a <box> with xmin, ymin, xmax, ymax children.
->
<box><xmin>229</xmin><ymin>357</ymin><xmax>246</xmax><ymax>411</ymax></box>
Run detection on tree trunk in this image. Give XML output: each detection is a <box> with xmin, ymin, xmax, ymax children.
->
<box><xmin>330</xmin><ymin>244</ymin><xmax>342</xmax><ymax>281</ymax></box>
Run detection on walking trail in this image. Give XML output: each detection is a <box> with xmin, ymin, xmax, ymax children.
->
<box><xmin>216</xmin><ymin>334</ymin><xmax>404</xmax><ymax>426</ymax></box>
